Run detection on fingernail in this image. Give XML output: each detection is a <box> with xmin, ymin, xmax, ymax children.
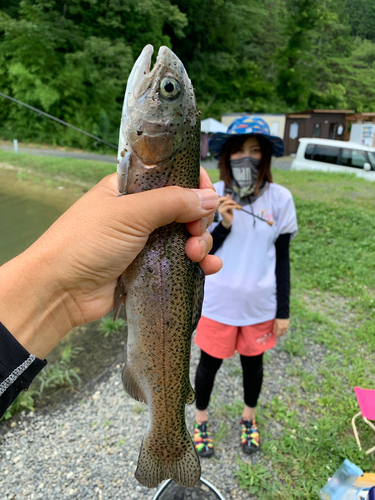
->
<box><xmin>194</xmin><ymin>189</ymin><xmax>219</xmax><ymax>210</ymax></box>
<box><xmin>199</xmin><ymin>237</ymin><xmax>207</xmax><ymax>256</ymax></box>
<box><xmin>201</xmin><ymin>217</ymin><xmax>209</xmax><ymax>231</ymax></box>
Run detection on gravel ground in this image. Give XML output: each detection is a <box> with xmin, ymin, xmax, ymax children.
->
<box><xmin>0</xmin><ymin>324</ymin><xmax>327</xmax><ymax>500</ymax></box>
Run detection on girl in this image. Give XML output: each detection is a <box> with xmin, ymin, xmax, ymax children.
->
<box><xmin>193</xmin><ymin>116</ymin><xmax>298</xmax><ymax>457</ymax></box>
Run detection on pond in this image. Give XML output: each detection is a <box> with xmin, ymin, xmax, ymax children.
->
<box><xmin>0</xmin><ymin>167</ymin><xmax>127</xmax><ymax>412</ymax></box>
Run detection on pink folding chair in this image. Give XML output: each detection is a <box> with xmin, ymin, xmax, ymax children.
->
<box><xmin>352</xmin><ymin>387</ymin><xmax>375</xmax><ymax>455</ymax></box>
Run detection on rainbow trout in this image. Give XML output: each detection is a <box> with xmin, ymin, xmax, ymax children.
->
<box><xmin>114</xmin><ymin>45</ymin><xmax>203</xmax><ymax>488</ymax></box>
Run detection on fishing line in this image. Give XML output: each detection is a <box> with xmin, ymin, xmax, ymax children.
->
<box><xmin>0</xmin><ymin>91</ymin><xmax>117</xmax><ymax>149</ymax></box>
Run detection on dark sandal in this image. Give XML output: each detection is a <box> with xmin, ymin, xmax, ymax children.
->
<box><xmin>194</xmin><ymin>421</ymin><xmax>214</xmax><ymax>458</ymax></box>
<box><xmin>241</xmin><ymin>418</ymin><xmax>261</xmax><ymax>454</ymax></box>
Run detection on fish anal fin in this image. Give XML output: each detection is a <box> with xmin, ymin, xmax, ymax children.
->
<box><xmin>113</xmin><ymin>276</ymin><xmax>126</xmax><ymax>321</ymax></box>
<box><xmin>135</xmin><ymin>431</ymin><xmax>200</xmax><ymax>488</ymax></box>
<box><xmin>122</xmin><ymin>363</ymin><xmax>147</xmax><ymax>404</ymax></box>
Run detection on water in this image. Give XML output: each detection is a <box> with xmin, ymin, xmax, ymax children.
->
<box><xmin>0</xmin><ymin>168</ymin><xmax>126</xmax><ymax>411</ymax></box>
<box><xmin>0</xmin><ymin>167</ymin><xmax>80</xmax><ymax>264</ymax></box>
<box><xmin>0</xmin><ymin>191</ymin><xmax>63</xmax><ymax>265</ymax></box>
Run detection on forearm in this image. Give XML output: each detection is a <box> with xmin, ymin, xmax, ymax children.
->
<box><xmin>275</xmin><ymin>233</ymin><xmax>291</xmax><ymax>319</ymax></box>
<box><xmin>0</xmin><ymin>322</ymin><xmax>47</xmax><ymax>418</ymax></box>
<box><xmin>209</xmin><ymin>222</ymin><xmax>231</xmax><ymax>255</ymax></box>
<box><xmin>0</xmin><ymin>246</ymin><xmax>74</xmax><ymax>360</ymax></box>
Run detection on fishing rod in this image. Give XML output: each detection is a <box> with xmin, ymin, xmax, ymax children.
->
<box><xmin>0</xmin><ymin>91</ymin><xmax>117</xmax><ymax>150</ymax></box>
<box><xmin>238</xmin><ymin>207</ymin><xmax>274</xmax><ymax>226</ymax></box>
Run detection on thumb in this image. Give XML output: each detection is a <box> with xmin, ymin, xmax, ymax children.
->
<box><xmin>120</xmin><ymin>186</ymin><xmax>220</xmax><ymax>234</ymax></box>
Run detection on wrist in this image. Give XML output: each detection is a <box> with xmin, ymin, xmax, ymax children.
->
<box><xmin>221</xmin><ymin>220</ymin><xmax>232</xmax><ymax>230</ymax></box>
<box><xmin>0</xmin><ymin>247</ymin><xmax>75</xmax><ymax>359</ymax></box>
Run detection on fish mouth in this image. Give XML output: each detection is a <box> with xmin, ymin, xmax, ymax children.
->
<box><xmin>131</xmin><ymin>45</ymin><xmax>183</xmax><ymax>136</ymax></box>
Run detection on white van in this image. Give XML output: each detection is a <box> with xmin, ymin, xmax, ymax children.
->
<box><xmin>291</xmin><ymin>138</ymin><xmax>375</xmax><ymax>181</ymax></box>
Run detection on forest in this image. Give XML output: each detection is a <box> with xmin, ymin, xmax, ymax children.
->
<box><xmin>1</xmin><ymin>0</ymin><xmax>375</xmax><ymax>150</ymax></box>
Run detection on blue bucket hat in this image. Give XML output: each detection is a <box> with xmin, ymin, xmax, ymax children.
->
<box><xmin>209</xmin><ymin>116</ymin><xmax>284</xmax><ymax>159</ymax></box>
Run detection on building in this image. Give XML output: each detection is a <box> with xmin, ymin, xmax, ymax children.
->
<box><xmin>284</xmin><ymin>110</ymin><xmax>354</xmax><ymax>156</ymax></box>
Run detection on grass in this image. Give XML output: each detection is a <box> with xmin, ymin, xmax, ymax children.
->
<box><xmin>230</xmin><ymin>168</ymin><xmax>375</xmax><ymax>499</ymax></box>
<box><xmin>98</xmin><ymin>315</ymin><xmax>126</xmax><ymax>337</ymax></box>
<box><xmin>0</xmin><ymin>149</ymin><xmax>115</xmax><ymax>186</ymax></box>
<box><xmin>1</xmin><ymin>344</ymin><xmax>83</xmax><ymax>421</ymax></box>
<box><xmin>38</xmin><ymin>344</ymin><xmax>83</xmax><ymax>393</ymax></box>
<box><xmin>2</xmin><ymin>153</ymin><xmax>375</xmax><ymax>496</ymax></box>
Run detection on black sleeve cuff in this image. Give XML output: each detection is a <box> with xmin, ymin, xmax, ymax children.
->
<box><xmin>210</xmin><ymin>221</ymin><xmax>231</xmax><ymax>255</ymax></box>
<box><xmin>0</xmin><ymin>322</ymin><xmax>47</xmax><ymax>418</ymax></box>
<box><xmin>275</xmin><ymin>233</ymin><xmax>291</xmax><ymax>319</ymax></box>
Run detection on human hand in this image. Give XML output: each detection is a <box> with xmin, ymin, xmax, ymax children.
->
<box><xmin>218</xmin><ymin>194</ymin><xmax>238</xmax><ymax>229</ymax></box>
<box><xmin>273</xmin><ymin>318</ymin><xmax>290</xmax><ymax>338</ymax></box>
<box><xmin>0</xmin><ymin>169</ymin><xmax>221</xmax><ymax>358</ymax></box>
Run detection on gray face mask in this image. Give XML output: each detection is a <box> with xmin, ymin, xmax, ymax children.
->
<box><xmin>230</xmin><ymin>156</ymin><xmax>261</xmax><ymax>198</ymax></box>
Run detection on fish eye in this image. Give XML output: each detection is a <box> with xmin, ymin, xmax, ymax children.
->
<box><xmin>160</xmin><ymin>77</ymin><xmax>181</xmax><ymax>99</ymax></box>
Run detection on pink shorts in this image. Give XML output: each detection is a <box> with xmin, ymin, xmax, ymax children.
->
<box><xmin>194</xmin><ymin>316</ymin><xmax>276</xmax><ymax>359</ymax></box>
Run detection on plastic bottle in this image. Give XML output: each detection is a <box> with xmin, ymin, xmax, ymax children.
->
<box><xmin>319</xmin><ymin>459</ymin><xmax>364</xmax><ymax>500</ymax></box>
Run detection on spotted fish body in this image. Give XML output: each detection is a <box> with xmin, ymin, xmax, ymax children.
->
<box><xmin>114</xmin><ymin>45</ymin><xmax>203</xmax><ymax>489</ymax></box>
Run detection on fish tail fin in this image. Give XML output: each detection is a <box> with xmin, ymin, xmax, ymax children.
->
<box><xmin>113</xmin><ymin>276</ymin><xmax>126</xmax><ymax>321</ymax></box>
<box><xmin>135</xmin><ymin>430</ymin><xmax>201</xmax><ymax>488</ymax></box>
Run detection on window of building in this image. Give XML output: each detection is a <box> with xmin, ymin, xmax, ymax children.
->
<box><xmin>270</xmin><ymin>122</ymin><xmax>279</xmax><ymax>136</ymax></box>
<box><xmin>312</xmin><ymin>123</ymin><xmax>321</xmax><ymax>137</ymax></box>
<box><xmin>313</xmin><ymin>145</ymin><xmax>339</xmax><ymax>164</ymax></box>
<box><xmin>289</xmin><ymin>122</ymin><xmax>299</xmax><ymax>140</ymax></box>
<box><xmin>329</xmin><ymin>123</ymin><xmax>339</xmax><ymax>140</ymax></box>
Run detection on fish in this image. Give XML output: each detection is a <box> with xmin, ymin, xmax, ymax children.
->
<box><xmin>114</xmin><ymin>44</ymin><xmax>203</xmax><ymax>489</ymax></box>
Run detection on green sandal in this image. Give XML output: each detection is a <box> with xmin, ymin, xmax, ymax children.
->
<box><xmin>241</xmin><ymin>418</ymin><xmax>261</xmax><ymax>454</ymax></box>
<box><xmin>194</xmin><ymin>421</ymin><xmax>214</xmax><ymax>458</ymax></box>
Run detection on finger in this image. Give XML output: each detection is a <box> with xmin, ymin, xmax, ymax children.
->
<box><xmin>185</xmin><ymin>231</ymin><xmax>213</xmax><ymax>262</ymax></box>
<box><xmin>199</xmin><ymin>255</ymin><xmax>223</xmax><ymax>275</ymax></box>
<box><xmin>219</xmin><ymin>199</ymin><xmax>237</xmax><ymax>209</ymax></box>
<box><xmin>115</xmin><ymin>186</ymin><xmax>220</xmax><ymax>234</ymax></box>
<box><xmin>199</xmin><ymin>167</ymin><xmax>216</xmax><ymax>191</ymax></box>
<box><xmin>186</xmin><ymin>217</ymin><xmax>210</xmax><ymax>237</ymax></box>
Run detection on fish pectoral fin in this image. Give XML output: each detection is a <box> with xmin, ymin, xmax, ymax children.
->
<box><xmin>186</xmin><ymin>386</ymin><xmax>195</xmax><ymax>405</ymax></box>
<box><xmin>113</xmin><ymin>276</ymin><xmax>126</xmax><ymax>321</ymax></box>
<box><xmin>122</xmin><ymin>363</ymin><xmax>147</xmax><ymax>404</ymax></box>
<box><xmin>117</xmin><ymin>151</ymin><xmax>131</xmax><ymax>195</ymax></box>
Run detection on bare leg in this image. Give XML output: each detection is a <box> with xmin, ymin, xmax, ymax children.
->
<box><xmin>195</xmin><ymin>409</ymin><xmax>208</xmax><ymax>424</ymax></box>
<box><xmin>242</xmin><ymin>404</ymin><xmax>255</xmax><ymax>421</ymax></box>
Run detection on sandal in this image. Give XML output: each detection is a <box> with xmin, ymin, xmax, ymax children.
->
<box><xmin>241</xmin><ymin>418</ymin><xmax>261</xmax><ymax>454</ymax></box>
<box><xmin>193</xmin><ymin>421</ymin><xmax>214</xmax><ymax>458</ymax></box>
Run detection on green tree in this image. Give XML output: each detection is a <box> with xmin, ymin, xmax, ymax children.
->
<box><xmin>346</xmin><ymin>0</ymin><xmax>375</xmax><ymax>41</ymax></box>
<box><xmin>0</xmin><ymin>0</ymin><xmax>187</xmax><ymax>148</ymax></box>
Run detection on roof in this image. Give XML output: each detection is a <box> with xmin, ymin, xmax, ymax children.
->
<box><xmin>286</xmin><ymin>109</ymin><xmax>355</xmax><ymax>116</ymax></box>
